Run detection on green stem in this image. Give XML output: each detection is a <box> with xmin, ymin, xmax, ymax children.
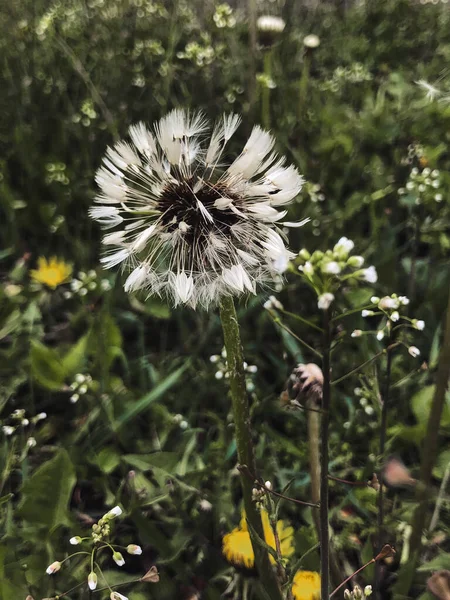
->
<box><xmin>320</xmin><ymin>309</ymin><xmax>331</xmax><ymax>600</ymax></box>
<box><xmin>262</xmin><ymin>50</ymin><xmax>272</xmax><ymax>129</ymax></box>
<box><xmin>219</xmin><ymin>296</ymin><xmax>283</xmax><ymax>600</ymax></box>
<box><xmin>400</xmin><ymin>285</ymin><xmax>450</xmax><ymax>594</ymax></box>
<box><xmin>247</xmin><ymin>0</ymin><xmax>258</xmax><ymax>117</ymax></box>
<box><xmin>298</xmin><ymin>51</ymin><xmax>311</xmax><ymax>120</ymax></box>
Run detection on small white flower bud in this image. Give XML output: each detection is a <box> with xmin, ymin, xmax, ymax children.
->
<box><xmin>323</xmin><ymin>261</ymin><xmax>341</xmax><ymax>275</ymax></box>
<box><xmin>110</xmin><ymin>592</ymin><xmax>128</xmax><ymax>600</ymax></box>
<box><xmin>264</xmin><ymin>481</ymin><xmax>272</xmax><ymax>490</ymax></box>
<box><xmin>106</xmin><ymin>505</ymin><xmax>122</xmax><ymax>519</ymax></box>
<box><xmin>362</xmin><ymin>310</ymin><xmax>374</xmax><ymax>317</ymax></box>
<box><xmin>376</xmin><ymin>330</ymin><xmax>385</xmax><ymax>341</ymax></box>
<box><xmin>88</xmin><ymin>571</ymin><xmax>97</xmax><ymax>590</ymax></box>
<box><xmin>390</xmin><ymin>311</ymin><xmax>400</xmax><ymax>322</ymax></box>
<box><xmin>26</xmin><ymin>437</ymin><xmax>37</xmax><ymax>448</ymax></box>
<box><xmin>351</xmin><ymin>330</ymin><xmax>362</xmax><ymax>338</ymax></box>
<box><xmin>70</xmin><ymin>394</ymin><xmax>79</xmax><ymax>404</ymax></box>
<box><xmin>36</xmin><ymin>412</ymin><xmax>47</xmax><ymax>421</ymax></box>
<box><xmin>215</xmin><ymin>371</ymin><xmax>224</xmax><ymax>380</ymax></box>
<box><xmin>408</xmin><ymin>346</ymin><xmax>420</xmax><ymax>358</ymax></box>
<box><xmin>364</xmin><ymin>585</ymin><xmax>373</xmax><ymax>597</ymax></box>
<box><xmin>362</xmin><ymin>266</ymin><xmax>377</xmax><ymax>283</ymax></box>
<box><xmin>69</xmin><ymin>536</ymin><xmax>82</xmax><ymax>545</ymax></box>
<box><xmin>413</xmin><ymin>319</ymin><xmax>425</xmax><ymax>330</ymax></box>
<box><xmin>303</xmin><ymin>261</ymin><xmax>314</xmax><ymax>275</ymax></box>
<box><xmin>75</xmin><ymin>373</ymin><xmax>85</xmax><ymax>383</ymax></box>
<box><xmin>299</xmin><ymin>248</ymin><xmax>311</xmax><ymax>260</ymax></box>
<box><xmin>22</xmin><ymin>419</ymin><xmax>29</xmax><ymax>426</ymax></box>
<box><xmin>112</xmin><ymin>551</ymin><xmax>125</xmax><ymax>567</ymax></box>
<box><xmin>2</xmin><ymin>426</ymin><xmax>14</xmax><ymax>436</ymax></box>
<box><xmin>318</xmin><ymin>293</ymin><xmax>335</xmax><ymax>310</ymax></box>
<box><xmin>347</xmin><ymin>255</ymin><xmax>364</xmax><ymax>268</ymax></box>
<box><xmin>371</xmin><ymin>296</ymin><xmax>380</xmax><ymax>303</ymax></box>
<box><xmin>46</xmin><ymin>561</ymin><xmax>61</xmax><ymax>575</ymax></box>
<box><xmin>126</xmin><ymin>544</ymin><xmax>142</xmax><ymax>555</ymax></box>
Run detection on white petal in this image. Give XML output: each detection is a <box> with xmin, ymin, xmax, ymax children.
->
<box><xmin>132</xmin><ymin>225</ymin><xmax>157</xmax><ymax>252</ymax></box>
<box><xmin>281</xmin><ymin>218</ymin><xmax>310</xmax><ymax>227</ymax></box>
<box><xmin>124</xmin><ymin>265</ymin><xmax>150</xmax><ymax>292</ymax></box>
<box><xmin>172</xmin><ymin>272</ymin><xmax>194</xmax><ymax>304</ymax></box>
<box><xmin>89</xmin><ymin>207</ymin><xmax>124</xmax><ymax>229</ymax></box>
<box><xmin>103</xmin><ymin>231</ymin><xmax>126</xmax><ymax>245</ymax></box>
<box><xmin>214</xmin><ymin>196</ymin><xmax>233</xmax><ymax>210</ymax></box>
<box><xmin>128</xmin><ymin>122</ymin><xmax>156</xmax><ymax>155</ymax></box>
<box><xmin>100</xmin><ymin>249</ymin><xmax>130</xmax><ymax>269</ymax></box>
<box><xmin>197</xmin><ymin>199</ymin><xmax>214</xmax><ymax>223</ymax></box>
<box><xmin>236</xmin><ymin>248</ymin><xmax>260</xmax><ymax>265</ymax></box>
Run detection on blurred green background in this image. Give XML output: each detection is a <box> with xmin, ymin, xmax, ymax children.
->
<box><xmin>1</xmin><ymin>0</ymin><xmax>450</xmax><ymax>599</ymax></box>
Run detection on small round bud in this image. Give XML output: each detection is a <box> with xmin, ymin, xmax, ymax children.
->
<box><xmin>126</xmin><ymin>544</ymin><xmax>142</xmax><ymax>555</ymax></box>
<box><xmin>88</xmin><ymin>571</ymin><xmax>98</xmax><ymax>590</ymax></box>
<box><xmin>69</xmin><ymin>536</ymin><xmax>82</xmax><ymax>545</ymax></box>
<box><xmin>112</xmin><ymin>551</ymin><xmax>125</xmax><ymax>567</ymax></box>
<box><xmin>46</xmin><ymin>561</ymin><xmax>61</xmax><ymax>575</ymax></box>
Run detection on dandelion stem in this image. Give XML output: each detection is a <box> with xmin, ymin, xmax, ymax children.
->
<box><xmin>320</xmin><ymin>308</ymin><xmax>331</xmax><ymax>600</ymax></box>
<box><xmin>219</xmin><ymin>296</ymin><xmax>283</xmax><ymax>600</ymax></box>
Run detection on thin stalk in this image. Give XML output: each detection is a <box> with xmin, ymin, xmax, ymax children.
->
<box><xmin>298</xmin><ymin>51</ymin><xmax>311</xmax><ymax>120</ymax></box>
<box><xmin>247</xmin><ymin>0</ymin><xmax>258</xmax><ymax>116</ymax></box>
<box><xmin>320</xmin><ymin>309</ymin><xmax>331</xmax><ymax>600</ymax></box>
<box><xmin>398</xmin><ymin>285</ymin><xmax>450</xmax><ymax>595</ymax></box>
<box><xmin>375</xmin><ymin>337</ymin><xmax>393</xmax><ymax>595</ymax></box>
<box><xmin>219</xmin><ymin>296</ymin><xmax>283</xmax><ymax>600</ymax></box>
<box><xmin>261</xmin><ymin>50</ymin><xmax>272</xmax><ymax>129</ymax></box>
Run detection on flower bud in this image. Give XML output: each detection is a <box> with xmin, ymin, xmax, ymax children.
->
<box><xmin>347</xmin><ymin>256</ymin><xmax>364</xmax><ymax>268</ymax></box>
<box><xmin>299</xmin><ymin>248</ymin><xmax>311</xmax><ymax>260</ymax></box>
<box><xmin>69</xmin><ymin>536</ymin><xmax>82</xmax><ymax>545</ymax></box>
<box><xmin>408</xmin><ymin>346</ymin><xmax>420</xmax><ymax>358</ymax></box>
<box><xmin>364</xmin><ymin>585</ymin><xmax>373</xmax><ymax>597</ymax></box>
<box><xmin>113</xmin><ymin>551</ymin><xmax>125</xmax><ymax>566</ymax></box>
<box><xmin>88</xmin><ymin>571</ymin><xmax>98</xmax><ymax>590</ymax></box>
<box><xmin>318</xmin><ymin>293</ymin><xmax>334</xmax><ymax>310</ymax></box>
<box><xmin>46</xmin><ymin>561</ymin><xmax>61</xmax><ymax>575</ymax></box>
<box><xmin>353</xmin><ymin>585</ymin><xmax>363</xmax><ymax>600</ymax></box>
<box><xmin>126</xmin><ymin>544</ymin><xmax>142</xmax><ymax>555</ymax></box>
<box><xmin>105</xmin><ymin>505</ymin><xmax>122</xmax><ymax>519</ymax></box>
<box><xmin>110</xmin><ymin>593</ymin><xmax>129</xmax><ymax>600</ymax></box>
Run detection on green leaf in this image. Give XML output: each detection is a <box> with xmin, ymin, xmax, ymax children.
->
<box><xmin>61</xmin><ymin>332</ymin><xmax>89</xmax><ymax>377</ymax></box>
<box><xmin>18</xmin><ymin>448</ymin><xmax>76</xmax><ymax>531</ymax></box>
<box><xmin>417</xmin><ymin>553</ymin><xmax>450</xmax><ymax>571</ymax></box>
<box><xmin>89</xmin><ymin>447</ymin><xmax>121</xmax><ymax>474</ymax></box>
<box><xmin>114</xmin><ymin>362</ymin><xmax>190</xmax><ymax>429</ymax></box>
<box><xmin>123</xmin><ymin>452</ymin><xmax>180</xmax><ymax>474</ymax></box>
<box><xmin>30</xmin><ymin>340</ymin><xmax>66</xmax><ymax>390</ymax></box>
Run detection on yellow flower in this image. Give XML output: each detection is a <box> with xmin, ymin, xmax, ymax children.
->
<box><xmin>222</xmin><ymin>509</ymin><xmax>294</xmax><ymax>569</ymax></box>
<box><xmin>292</xmin><ymin>570</ymin><xmax>321</xmax><ymax>600</ymax></box>
<box><xmin>30</xmin><ymin>257</ymin><xmax>72</xmax><ymax>289</ymax></box>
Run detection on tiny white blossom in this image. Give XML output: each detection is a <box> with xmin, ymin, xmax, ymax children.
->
<box><xmin>88</xmin><ymin>571</ymin><xmax>98</xmax><ymax>590</ymax></box>
<box><xmin>398</xmin><ymin>296</ymin><xmax>410</xmax><ymax>305</ymax></box>
<box><xmin>106</xmin><ymin>505</ymin><xmax>122</xmax><ymax>519</ymax></box>
<box><xmin>390</xmin><ymin>311</ymin><xmax>400</xmax><ymax>322</ymax></box>
<box><xmin>2</xmin><ymin>426</ymin><xmax>15</xmax><ymax>436</ymax></box>
<box><xmin>318</xmin><ymin>293</ymin><xmax>334</xmax><ymax>310</ymax></box>
<box><xmin>364</xmin><ymin>585</ymin><xmax>373</xmax><ymax>597</ymax></box>
<box><xmin>303</xmin><ymin>34</ymin><xmax>320</xmax><ymax>48</ymax></box>
<box><xmin>265</xmin><ymin>481</ymin><xmax>272</xmax><ymax>490</ymax></box>
<box><xmin>113</xmin><ymin>551</ymin><xmax>125</xmax><ymax>567</ymax></box>
<box><xmin>371</xmin><ymin>296</ymin><xmax>380</xmax><ymax>304</ymax></box>
<box><xmin>347</xmin><ymin>255</ymin><xmax>364</xmax><ymax>268</ymax></box>
<box><xmin>215</xmin><ymin>371</ymin><xmax>224</xmax><ymax>380</ymax></box>
<box><xmin>408</xmin><ymin>346</ymin><xmax>420</xmax><ymax>358</ymax></box>
<box><xmin>69</xmin><ymin>536</ymin><xmax>82</xmax><ymax>545</ymax></box>
<box><xmin>351</xmin><ymin>330</ymin><xmax>362</xmax><ymax>338</ymax></box>
<box><xmin>334</xmin><ymin>236</ymin><xmax>354</xmax><ymax>255</ymax></box>
<box><xmin>35</xmin><ymin>412</ymin><xmax>47</xmax><ymax>421</ymax></box>
<box><xmin>378</xmin><ymin>296</ymin><xmax>399</xmax><ymax>310</ymax></box>
<box><xmin>413</xmin><ymin>319</ymin><xmax>425</xmax><ymax>331</ymax></box>
<box><xmin>26</xmin><ymin>437</ymin><xmax>37</xmax><ymax>448</ymax></box>
<box><xmin>46</xmin><ymin>561</ymin><xmax>61</xmax><ymax>575</ymax></box>
<box><xmin>199</xmin><ymin>499</ymin><xmax>213</xmax><ymax>511</ymax></box>
<box><xmin>376</xmin><ymin>330</ymin><xmax>385</xmax><ymax>341</ymax></box>
<box><xmin>435</xmin><ymin>193</ymin><xmax>443</xmax><ymax>202</ymax></box>
<box><xmin>362</xmin><ymin>310</ymin><xmax>374</xmax><ymax>317</ymax></box>
<box><xmin>126</xmin><ymin>544</ymin><xmax>142</xmax><ymax>555</ymax></box>
<box><xmin>91</xmin><ymin>110</ymin><xmax>305</xmax><ymax>309</ymax></box>
<box><xmin>111</xmin><ymin>593</ymin><xmax>129</xmax><ymax>600</ymax></box>
<box><xmin>362</xmin><ymin>266</ymin><xmax>378</xmax><ymax>283</ymax></box>
<box><xmin>70</xmin><ymin>394</ymin><xmax>79</xmax><ymax>404</ymax></box>
<box><xmin>303</xmin><ymin>261</ymin><xmax>314</xmax><ymax>275</ymax></box>
<box><xmin>323</xmin><ymin>261</ymin><xmax>341</xmax><ymax>274</ymax></box>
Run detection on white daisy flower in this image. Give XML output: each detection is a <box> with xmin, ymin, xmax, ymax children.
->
<box><xmin>91</xmin><ymin>110</ymin><xmax>305</xmax><ymax>309</ymax></box>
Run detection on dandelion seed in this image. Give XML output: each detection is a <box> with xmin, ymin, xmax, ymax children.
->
<box><xmin>91</xmin><ymin>110</ymin><xmax>305</xmax><ymax>309</ymax></box>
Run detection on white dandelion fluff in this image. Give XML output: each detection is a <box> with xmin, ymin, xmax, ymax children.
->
<box><xmin>90</xmin><ymin>110</ymin><xmax>305</xmax><ymax>308</ymax></box>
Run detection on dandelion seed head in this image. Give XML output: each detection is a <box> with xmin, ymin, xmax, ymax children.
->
<box><xmin>91</xmin><ymin>110</ymin><xmax>305</xmax><ymax>308</ymax></box>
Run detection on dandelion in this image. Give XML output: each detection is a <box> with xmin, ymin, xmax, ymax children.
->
<box><xmin>291</xmin><ymin>570</ymin><xmax>321</xmax><ymax>600</ymax></box>
<box><xmin>90</xmin><ymin>110</ymin><xmax>305</xmax><ymax>309</ymax></box>
<box><xmin>318</xmin><ymin>293</ymin><xmax>334</xmax><ymax>310</ymax></box>
<box><xmin>30</xmin><ymin>257</ymin><xmax>72</xmax><ymax>289</ymax></box>
<box><xmin>222</xmin><ymin>509</ymin><xmax>294</xmax><ymax>568</ymax></box>
<box><xmin>46</xmin><ymin>561</ymin><xmax>61</xmax><ymax>575</ymax></box>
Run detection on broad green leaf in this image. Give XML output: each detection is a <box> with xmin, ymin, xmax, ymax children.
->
<box><xmin>89</xmin><ymin>446</ymin><xmax>121</xmax><ymax>474</ymax></box>
<box><xmin>18</xmin><ymin>448</ymin><xmax>76</xmax><ymax>531</ymax></box>
<box><xmin>61</xmin><ymin>332</ymin><xmax>89</xmax><ymax>376</ymax></box>
<box><xmin>417</xmin><ymin>553</ymin><xmax>450</xmax><ymax>571</ymax></box>
<box><xmin>30</xmin><ymin>339</ymin><xmax>65</xmax><ymax>390</ymax></box>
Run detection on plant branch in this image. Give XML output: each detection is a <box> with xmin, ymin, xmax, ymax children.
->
<box><xmin>220</xmin><ymin>296</ymin><xmax>283</xmax><ymax>600</ymax></box>
<box><xmin>272</xmin><ymin>316</ymin><xmax>322</xmax><ymax>358</ymax></box>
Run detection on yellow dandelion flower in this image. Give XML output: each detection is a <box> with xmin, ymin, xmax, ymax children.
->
<box><xmin>292</xmin><ymin>570</ymin><xmax>321</xmax><ymax>600</ymax></box>
<box><xmin>222</xmin><ymin>509</ymin><xmax>294</xmax><ymax>569</ymax></box>
<box><xmin>30</xmin><ymin>257</ymin><xmax>72</xmax><ymax>289</ymax></box>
